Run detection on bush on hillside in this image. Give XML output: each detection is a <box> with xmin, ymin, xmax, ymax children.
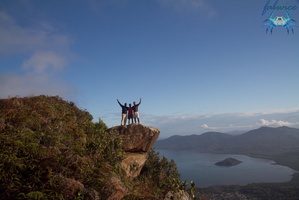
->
<box><xmin>0</xmin><ymin>95</ymin><xmax>181</xmax><ymax>199</ymax></box>
<box><xmin>122</xmin><ymin>149</ymin><xmax>180</xmax><ymax>199</ymax></box>
<box><xmin>0</xmin><ymin>96</ymin><xmax>123</xmax><ymax>199</ymax></box>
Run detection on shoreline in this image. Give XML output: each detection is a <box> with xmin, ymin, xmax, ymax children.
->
<box><xmin>243</xmin><ymin>153</ymin><xmax>299</xmax><ymax>171</ymax></box>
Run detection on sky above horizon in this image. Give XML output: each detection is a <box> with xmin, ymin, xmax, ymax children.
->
<box><xmin>1</xmin><ymin>0</ymin><xmax>299</xmax><ymax>138</ymax></box>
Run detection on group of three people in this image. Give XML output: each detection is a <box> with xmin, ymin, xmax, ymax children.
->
<box><xmin>117</xmin><ymin>98</ymin><xmax>142</xmax><ymax>125</ymax></box>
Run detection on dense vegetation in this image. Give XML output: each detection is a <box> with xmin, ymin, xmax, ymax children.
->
<box><xmin>124</xmin><ymin>148</ymin><xmax>181</xmax><ymax>199</ymax></box>
<box><xmin>0</xmin><ymin>95</ymin><xmax>180</xmax><ymax>199</ymax></box>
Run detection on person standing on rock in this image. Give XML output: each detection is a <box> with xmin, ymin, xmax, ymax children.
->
<box><xmin>133</xmin><ymin>98</ymin><xmax>142</xmax><ymax>123</ymax></box>
<box><xmin>117</xmin><ymin>99</ymin><xmax>128</xmax><ymax>126</ymax></box>
<box><xmin>127</xmin><ymin>104</ymin><xmax>134</xmax><ymax>124</ymax></box>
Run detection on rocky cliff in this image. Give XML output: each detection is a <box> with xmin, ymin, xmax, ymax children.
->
<box><xmin>108</xmin><ymin>123</ymin><xmax>160</xmax><ymax>152</ymax></box>
<box><xmin>106</xmin><ymin>124</ymin><xmax>191</xmax><ymax>200</ymax></box>
<box><xmin>107</xmin><ymin>124</ymin><xmax>160</xmax><ymax>178</ymax></box>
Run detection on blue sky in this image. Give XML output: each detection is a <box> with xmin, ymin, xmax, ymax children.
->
<box><xmin>1</xmin><ymin>0</ymin><xmax>299</xmax><ymax>138</ymax></box>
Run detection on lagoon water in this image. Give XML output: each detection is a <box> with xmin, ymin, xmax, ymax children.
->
<box><xmin>158</xmin><ymin>150</ymin><xmax>297</xmax><ymax>187</ymax></box>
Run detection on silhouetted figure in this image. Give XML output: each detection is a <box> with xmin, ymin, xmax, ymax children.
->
<box><xmin>127</xmin><ymin>104</ymin><xmax>134</xmax><ymax>124</ymax></box>
<box><xmin>117</xmin><ymin>99</ymin><xmax>128</xmax><ymax>125</ymax></box>
<box><xmin>133</xmin><ymin>98</ymin><xmax>142</xmax><ymax>123</ymax></box>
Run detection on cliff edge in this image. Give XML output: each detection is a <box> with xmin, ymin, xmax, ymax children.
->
<box><xmin>107</xmin><ymin>123</ymin><xmax>160</xmax><ymax>152</ymax></box>
<box><xmin>107</xmin><ymin>124</ymin><xmax>160</xmax><ymax>178</ymax></box>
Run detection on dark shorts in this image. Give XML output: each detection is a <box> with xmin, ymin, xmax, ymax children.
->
<box><xmin>128</xmin><ymin>115</ymin><xmax>133</xmax><ymax>119</ymax></box>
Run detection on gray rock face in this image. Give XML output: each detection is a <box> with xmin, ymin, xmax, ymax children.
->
<box><xmin>107</xmin><ymin>123</ymin><xmax>160</xmax><ymax>152</ymax></box>
<box><xmin>120</xmin><ymin>152</ymin><xmax>148</xmax><ymax>178</ymax></box>
<box><xmin>107</xmin><ymin>124</ymin><xmax>160</xmax><ymax>179</ymax></box>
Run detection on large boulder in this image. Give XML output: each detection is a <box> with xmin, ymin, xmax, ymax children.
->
<box><xmin>107</xmin><ymin>124</ymin><xmax>160</xmax><ymax>152</ymax></box>
<box><xmin>120</xmin><ymin>152</ymin><xmax>148</xmax><ymax>178</ymax></box>
<box><xmin>100</xmin><ymin>177</ymin><xmax>128</xmax><ymax>200</ymax></box>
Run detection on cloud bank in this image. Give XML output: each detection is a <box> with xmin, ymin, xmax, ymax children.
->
<box><xmin>0</xmin><ymin>11</ymin><xmax>74</xmax><ymax>99</ymax></box>
<box><xmin>141</xmin><ymin>109</ymin><xmax>299</xmax><ymax>138</ymax></box>
<box><xmin>22</xmin><ymin>51</ymin><xmax>68</xmax><ymax>73</ymax></box>
<box><xmin>258</xmin><ymin>119</ymin><xmax>299</xmax><ymax>127</ymax></box>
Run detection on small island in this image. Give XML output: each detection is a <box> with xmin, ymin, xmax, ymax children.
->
<box><xmin>215</xmin><ymin>157</ymin><xmax>242</xmax><ymax>167</ymax></box>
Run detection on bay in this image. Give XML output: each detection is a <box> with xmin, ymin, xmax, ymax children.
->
<box><xmin>158</xmin><ymin>150</ymin><xmax>297</xmax><ymax>187</ymax></box>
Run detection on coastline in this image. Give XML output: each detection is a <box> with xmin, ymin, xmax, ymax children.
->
<box><xmin>243</xmin><ymin>153</ymin><xmax>299</xmax><ymax>171</ymax></box>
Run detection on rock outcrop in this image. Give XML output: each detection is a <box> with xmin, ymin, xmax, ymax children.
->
<box><xmin>120</xmin><ymin>152</ymin><xmax>148</xmax><ymax>178</ymax></box>
<box><xmin>103</xmin><ymin>124</ymin><xmax>160</xmax><ymax>199</ymax></box>
<box><xmin>107</xmin><ymin>123</ymin><xmax>160</xmax><ymax>152</ymax></box>
<box><xmin>101</xmin><ymin>177</ymin><xmax>128</xmax><ymax>200</ymax></box>
<box><xmin>107</xmin><ymin>124</ymin><xmax>160</xmax><ymax>179</ymax></box>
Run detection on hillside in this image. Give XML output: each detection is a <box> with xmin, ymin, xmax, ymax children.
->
<box><xmin>0</xmin><ymin>96</ymin><xmax>182</xmax><ymax>200</ymax></box>
<box><xmin>155</xmin><ymin>132</ymin><xmax>233</xmax><ymax>151</ymax></box>
<box><xmin>155</xmin><ymin>126</ymin><xmax>299</xmax><ymax>170</ymax></box>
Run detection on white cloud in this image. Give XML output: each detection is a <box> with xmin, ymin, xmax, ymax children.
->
<box><xmin>0</xmin><ymin>73</ymin><xmax>75</xmax><ymax>99</ymax></box>
<box><xmin>220</xmin><ymin>108</ymin><xmax>299</xmax><ymax>117</ymax></box>
<box><xmin>0</xmin><ymin>11</ymin><xmax>71</xmax><ymax>55</ymax></box>
<box><xmin>200</xmin><ymin>123</ymin><xmax>254</xmax><ymax>131</ymax></box>
<box><xmin>0</xmin><ymin>11</ymin><xmax>73</xmax><ymax>99</ymax></box>
<box><xmin>200</xmin><ymin>123</ymin><xmax>209</xmax><ymax>129</ymax></box>
<box><xmin>258</xmin><ymin>119</ymin><xmax>298</xmax><ymax>127</ymax></box>
<box><xmin>200</xmin><ymin>123</ymin><xmax>217</xmax><ymax>130</ymax></box>
<box><xmin>260</xmin><ymin>108</ymin><xmax>299</xmax><ymax>115</ymax></box>
<box><xmin>139</xmin><ymin>110</ymin><xmax>299</xmax><ymax>138</ymax></box>
<box><xmin>22</xmin><ymin>51</ymin><xmax>68</xmax><ymax>73</ymax></box>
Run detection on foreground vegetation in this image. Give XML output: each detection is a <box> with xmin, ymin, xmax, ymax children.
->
<box><xmin>0</xmin><ymin>95</ymin><xmax>180</xmax><ymax>199</ymax></box>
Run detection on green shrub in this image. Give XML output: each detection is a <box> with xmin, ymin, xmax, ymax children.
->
<box><xmin>132</xmin><ymin>148</ymin><xmax>180</xmax><ymax>198</ymax></box>
<box><xmin>0</xmin><ymin>96</ymin><xmax>123</xmax><ymax>199</ymax></box>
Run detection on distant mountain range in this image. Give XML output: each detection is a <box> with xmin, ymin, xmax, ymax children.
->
<box><xmin>155</xmin><ymin>126</ymin><xmax>299</xmax><ymax>168</ymax></box>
